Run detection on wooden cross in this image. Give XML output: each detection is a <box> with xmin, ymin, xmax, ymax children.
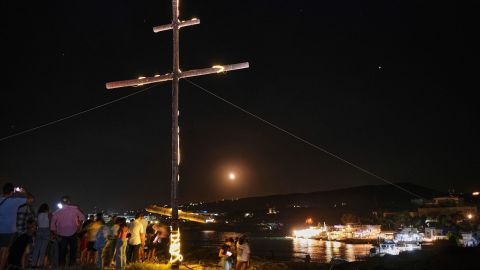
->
<box><xmin>105</xmin><ymin>0</ymin><xmax>248</xmax><ymax>267</ymax></box>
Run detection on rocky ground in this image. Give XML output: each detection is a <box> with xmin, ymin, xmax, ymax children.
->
<box><xmin>48</xmin><ymin>242</ymin><xmax>478</xmax><ymax>270</ymax></box>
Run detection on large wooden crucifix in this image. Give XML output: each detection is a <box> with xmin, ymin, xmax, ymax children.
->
<box><xmin>105</xmin><ymin>0</ymin><xmax>248</xmax><ymax>267</ymax></box>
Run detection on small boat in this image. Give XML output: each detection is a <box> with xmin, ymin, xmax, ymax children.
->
<box><xmin>369</xmin><ymin>240</ymin><xmax>400</xmax><ymax>256</ymax></box>
<box><xmin>395</xmin><ymin>241</ymin><xmax>422</xmax><ymax>252</ymax></box>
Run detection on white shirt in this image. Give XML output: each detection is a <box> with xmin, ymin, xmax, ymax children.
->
<box><xmin>37</xmin><ymin>212</ymin><xmax>50</xmax><ymax>228</ymax></box>
<box><xmin>237</xmin><ymin>243</ymin><xmax>250</xmax><ymax>262</ymax></box>
<box><xmin>128</xmin><ymin>219</ymin><xmax>144</xmax><ymax>245</ymax></box>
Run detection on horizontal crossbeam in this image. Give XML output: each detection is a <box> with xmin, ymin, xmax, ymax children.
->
<box><xmin>106</xmin><ymin>73</ymin><xmax>173</xmax><ymax>89</ymax></box>
<box><xmin>153</xmin><ymin>18</ymin><xmax>200</xmax><ymax>33</ymax></box>
<box><xmin>106</xmin><ymin>62</ymin><xmax>249</xmax><ymax>89</ymax></box>
<box><xmin>181</xmin><ymin>62</ymin><xmax>249</xmax><ymax>78</ymax></box>
<box><xmin>146</xmin><ymin>204</ymin><xmax>208</xmax><ymax>223</ymax></box>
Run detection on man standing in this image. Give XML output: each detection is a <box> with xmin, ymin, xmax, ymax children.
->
<box><xmin>50</xmin><ymin>195</ymin><xmax>85</xmax><ymax>266</ymax></box>
<box><xmin>16</xmin><ymin>193</ymin><xmax>36</xmax><ymax>234</ymax></box>
<box><xmin>127</xmin><ymin>213</ymin><xmax>144</xmax><ymax>263</ymax></box>
<box><xmin>0</xmin><ymin>183</ymin><xmax>28</xmax><ymax>270</ymax></box>
<box><xmin>138</xmin><ymin>213</ymin><xmax>148</xmax><ymax>262</ymax></box>
<box><xmin>235</xmin><ymin>236</ymin><xmax>250</xmax><ymax>270</ymax></box>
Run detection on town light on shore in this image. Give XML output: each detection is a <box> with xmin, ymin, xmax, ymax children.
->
<box><xmin>293</xmin><ymin>227</ymin><xmax>322</xmax><ymax>238</ymax></box>
<box><xmin>467</xmin><ymin>213</ymin><xmax>473</xmax><ymax>220</ymax></box>
<box><xmin>473</xmin><ymin>192</ymin><xmax>479</xmax><ymax>196</ymax></box>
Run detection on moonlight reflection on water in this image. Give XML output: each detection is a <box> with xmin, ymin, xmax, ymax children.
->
<box><xmin>292</xmin><ymin>238</ymin><xmax>371</xmax><ymax>262</ymax></box>
<box><xmin>183</xmin><ymin>230</ymin><xmax>372</xmax><ymax>263</ymax></box>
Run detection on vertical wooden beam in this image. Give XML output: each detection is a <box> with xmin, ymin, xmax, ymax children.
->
<box><xmin>170</xmin><ymin>1</ymin><xmax>181</xmax><ymax>269</ymax></box>
<box><xmin>105</xmin><ymin>1</ymin><xmax>248</xmax><ymax>268</ymax></box>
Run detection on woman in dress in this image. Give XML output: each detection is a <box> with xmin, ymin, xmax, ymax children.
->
<box><xmin>31</xmin><ymin>203</ymin><xmax>51</xmax><ymax>268</ymax></box>
<box><xmin>115</xmin><ymin>218</ymin><xmax>129</xmax><ymax>270</ymax></box>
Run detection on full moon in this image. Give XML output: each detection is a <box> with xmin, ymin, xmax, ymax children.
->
<box><xmin>229</xmin><ymin>173</ymin><xmax>236</xmax><ymax>180</ymax></box>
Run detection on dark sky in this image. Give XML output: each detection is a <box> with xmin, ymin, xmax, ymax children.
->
<box><xmin>2</xmin><ymin>0</ymin><xmax>478</xmax><ymax>212</ymax></box>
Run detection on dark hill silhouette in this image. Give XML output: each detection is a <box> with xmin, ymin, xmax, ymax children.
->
<box><xmin>184</xmin><ymin>183</ymin><xmax>440</xmax><ymax>225</ymax></box>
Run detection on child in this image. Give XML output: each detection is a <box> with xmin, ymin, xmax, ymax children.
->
<box><xmin>7</xmin><ymin>220</ymin><xmax>36</xmax><ymax>269</ymax></box>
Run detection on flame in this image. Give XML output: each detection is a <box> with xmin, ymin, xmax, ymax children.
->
<box><xmin>135</xmin><ymin>76</ymin><xmax>146</xmax><ymax>87</ymax></box>
<box><xmin>177</xmin><ymin>126</ymin><xmax>181</xmax><ymax>165</ymax></box>
<box><xmin>169</xmin><ymin>227</ymin><xmax>183</xmax><ymax>264</ymax></box>
<box><xmin>213</xmin><ymin>65</ymin><xmax>225</xmax><ymax>73</ymax></box>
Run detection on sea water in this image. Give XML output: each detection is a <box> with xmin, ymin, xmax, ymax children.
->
<box><xmin>181</xmin><ymin>230</ymin><xmax>372</xmax><ymax>263</ymax></box>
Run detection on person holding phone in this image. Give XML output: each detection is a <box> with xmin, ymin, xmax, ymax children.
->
<box><xmin>0</xmin><ymin>183</ymin><xmax>28</xmax><ymax>270</ymax></box>
<box><xmin>218</xmin><ymin>238</ymin><xmax>234</xmax><ymax>270</ymax></box>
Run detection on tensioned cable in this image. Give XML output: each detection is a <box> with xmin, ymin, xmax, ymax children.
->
<box><xmin>184</xmin><ymin>78</ymin><xmax>424</xmax><ymax>199</ymax></box>
<box><xmin>0</xmin><ymin>83</ymin><xmax>161</xmax><ymax>143</ymax></box>
<box><xmin>0</xmin><ymin>77</ymin><xmax>424</xmax><ymax>199</ymax></box>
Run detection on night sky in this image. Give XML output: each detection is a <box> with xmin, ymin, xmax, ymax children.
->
<box><xmin>2</xmin><ymin>0</ymin><xmax>478</xmax><ymax>212</ymax></box>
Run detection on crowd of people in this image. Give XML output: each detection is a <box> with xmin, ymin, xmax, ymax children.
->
<box><xmin>218</xmin><ymin>236</ymin><xmax>251</xmax><ymax>270</ymax></box>
<box><xmin>0</xmin><ymin>183</ymin><xmax>170</xmax><ymax>270</ymax></box>
<box><xmin>1</xmin><ymin>182</ymin><xmax>254</xmax><ymax>270</ymax></box>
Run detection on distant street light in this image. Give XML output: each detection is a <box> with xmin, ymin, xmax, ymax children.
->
<box><xmin>229</xmin><ymin>173</ymin><xmax>236</xmax><ymax>180</ymax></box>
<box><xmin>467</xmin><ymin>214</ymin><xmax>473</xmax><ymax>220</ymax></box>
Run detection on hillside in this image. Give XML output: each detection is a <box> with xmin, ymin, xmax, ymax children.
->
<box><xmin>183</xmin><ymin>183</ymin><xmax>439</xmax><ymax>226</ymax></box>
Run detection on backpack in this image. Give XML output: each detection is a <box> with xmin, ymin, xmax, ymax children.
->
<box><xmin>94</xmin><ymin>225</ymin><xmax>109</xmax><ymax>249</ymax></box>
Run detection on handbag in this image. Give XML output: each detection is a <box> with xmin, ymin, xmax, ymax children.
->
<box><xmin>218</xmin><ymin>256</ymin><xmax>225</xmax><ymax>267</ymax></box>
